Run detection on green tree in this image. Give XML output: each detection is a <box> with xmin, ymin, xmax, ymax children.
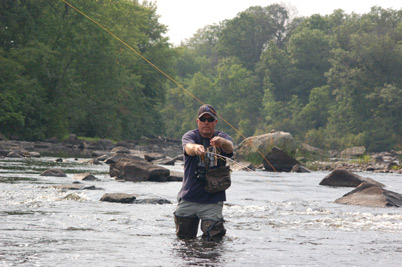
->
<box><xmin>295</xmin><ymin>86</ymin><xmax>332</xmax><ymax>132</ymax></box>
<box><xmin>325</xmin><ymin>7</ymin><xmax>402</xmax><ymax>150</ymax></box>
<box><xmin>0</xmin><ymin>0</ymin><xmax>173</xmax><ymax>140</ymax></box>
<box><xmin>287</xmin><ymin>27</ymin><xmax>331</xmax><ymax>103</ymax></box>
<box><xmin>212</xmin><ymin>58</ymin><xmax>260</xmax><ymax>140</ymax></box>
<box><xmin>217</xmin><ymin>4</ymin><xmax>288</xmax><ymax>70</ymax></box>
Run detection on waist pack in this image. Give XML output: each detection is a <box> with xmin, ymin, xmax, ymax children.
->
<box><xmin>204</xmin><ymin>166</ymin><xmax>231</xmax><ymax>193</ymax></box>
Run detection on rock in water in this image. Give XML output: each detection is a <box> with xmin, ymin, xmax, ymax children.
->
<box><xmin>73</xmin><ymin>172</ymin><xmax>100</xmax><ymax>181</ymax></box>
<box><xmin>291</xmin><ymin>164</ymin><xmax>311</xmax><ymax>173</ymax></box>
<box><xmin>100</xmin><ymin>193</ymin><xmax>136</xmax><ymax>203</ymax></box>
<box><xmin>109</xmin><ymin>158</ymin><xmax>170</xmax><ymax>182</ymax></box>
<box><xmin>262</xmin><ymin>146</ymin><xmax>299</xmax><ymax>172</ymax></box>
<box><xmin>133</xmin><ymin>198</ymin><xmax>171</xmax><ymax>204</ymax></box>
<box><xmin>319</xmin><ymin>168</ymin><xmax>384</xmax><ymax>187</ymax></box>
<box><xmin>40</xmin><ymin>168</ymin><xmax>67</xmax><ymax>177</ymax></box>
<box><xmin>335</xmin><ymin>183</ymin><xmax>402</xmax><ymax>207</ymax></box>
<box><xmin>237</xmin><ymin>131</ymin><xmax>297</xmax><ymax>161</ymax></box>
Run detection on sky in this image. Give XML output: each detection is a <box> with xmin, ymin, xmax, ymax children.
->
<box><xmin>154</xmin><ymin>0</ymin><xmax>401</xmax><ymax>45</ymax></box>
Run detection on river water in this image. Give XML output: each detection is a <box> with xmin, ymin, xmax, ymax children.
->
<box><xmin>1</xmin><ymin>156</ymin><xmax>402</xmax><ymax>266</ymax></box>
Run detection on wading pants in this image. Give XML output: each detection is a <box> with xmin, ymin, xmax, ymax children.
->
<box><xmin>174</xmin><ymin>199</ymin><xmax>226</xmax><ymax>241</ymax></box>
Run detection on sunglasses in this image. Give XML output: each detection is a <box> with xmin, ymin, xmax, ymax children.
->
<box><xmin>199</xmin><ymin>116</ymin><xmax>216</xmax><ymax>122</ymax></box>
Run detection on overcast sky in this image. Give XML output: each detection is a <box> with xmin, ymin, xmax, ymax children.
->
<box><xmin>154</xmin><ymin>0</ymin><xmax>401</xmax><ymax>45</ymax></box>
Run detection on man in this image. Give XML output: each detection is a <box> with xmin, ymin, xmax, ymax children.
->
<box><xmin>174</xmin><ymin>104</ymin><xmax>234</xmax><ymax>241</ymax></box>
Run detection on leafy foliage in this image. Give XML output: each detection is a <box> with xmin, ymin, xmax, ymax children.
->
<box><xmin>0</xmin><ymin>0</ymin><xmax>171</xmax><ymax>140</ymax></box>
<box><xmin>166</xmin><ymin>5</ymin><xmax>401</xmax><ymax>152</ymax></box>
<box><xmin>1</xmin><ymin>2</ymin><xmax>401</xmax><ymax>152</ymax></box>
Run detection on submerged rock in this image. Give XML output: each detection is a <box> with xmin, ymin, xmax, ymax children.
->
<box><xmin>53</xmin><ymin>184</ymin><xmax>102</xmax><ymax>190</ymax></box>
<box><xmin>73</xmin><ymin>172</ymin><xmax>100</xmax><ymax>181</ymax></box>
<box><xmin>133</xmin><ymin>198</ymin><xmax>171</xmax><ymax>204</ymax></box>
<box><xmin>319</xmin><ymin>168</ymin><xmax>384</xmax><ymax>187</ymax></box>
<box><xmin>335</xmin><ymin>183</ymin><xmax>402</xmax><ymax>207</ymax></box>
<box><xmin>100</xmin><ymin>193</ymin><xmax>136</xmax><ymax>203</ymax></box>
<box><xmin>291</xmin><ymin>164</ymin><xmax>311</xmax><ymax>173</ymax></box>
<box><xmin>40</xmin><ymin>168</ymin><xmax>67</xmax><ymax>177</ymax></box>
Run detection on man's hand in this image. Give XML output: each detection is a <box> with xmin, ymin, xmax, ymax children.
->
<box><xmin>210</xmin><ymin>136</ymin><xmax>234</xmax><ymax>153</ymax></box>
<box><xmin>194</xmin><ymin>144</ymin><xmax>206</xmax><ymax>156</ymax></box>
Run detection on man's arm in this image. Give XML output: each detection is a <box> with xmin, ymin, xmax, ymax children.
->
<box><xmin>184</xmin><ymin>143</ymin><xmax>206</xmax><ymax>157</ymax></box>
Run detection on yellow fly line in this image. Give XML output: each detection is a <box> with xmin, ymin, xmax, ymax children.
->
<box><xmin>62</xmin><ymin>0</ymin><xmax>277</xmax><ymax>172</ymax></box>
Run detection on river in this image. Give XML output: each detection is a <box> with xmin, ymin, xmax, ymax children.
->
<box><xmin>1</xmin><ymin>156</ymin><xmax>401</xmax><ymax>266</ymax></box>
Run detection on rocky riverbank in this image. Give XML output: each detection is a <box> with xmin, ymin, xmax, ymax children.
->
<box><xmin>0</xmin><ymin>134</ymin><xmax>182</xmax><ymax>159</ymax></box>
<box><xmin>0</xmin><ymin>135</ymin><xmax>401</xmax><ymax>174</ymax></box>
<box><xmin>303</xmin><ymin>153</ymin><xmax>402</xmax><ymax>174</ymax></box>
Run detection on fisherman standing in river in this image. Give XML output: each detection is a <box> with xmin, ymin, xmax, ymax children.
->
<box><xmin>174</xmin><ymin>104</ymin><xmax>234</xmax><ymax>241</ymax></box>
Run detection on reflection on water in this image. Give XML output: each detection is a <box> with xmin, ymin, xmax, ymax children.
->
<box><xmin>1</xmin><ymin>157</ymin><xmax>402</xmax><ymax>266</ymax></box>
<box><xmin>173</xmin><ymin>239</ymin><xmax>225</xmax><ymax>267</ymax></box>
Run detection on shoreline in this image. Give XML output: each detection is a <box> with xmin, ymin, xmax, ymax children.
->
<box><xmin>1</xmin><ymin>138</ymin><xmax>401</xmax><ymax>174</ymax></box>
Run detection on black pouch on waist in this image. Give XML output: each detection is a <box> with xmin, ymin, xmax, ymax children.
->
<box><xmin>204</xmin><ymin>166</ymin><xmax>231</xmax><ymax>193</ymax></box>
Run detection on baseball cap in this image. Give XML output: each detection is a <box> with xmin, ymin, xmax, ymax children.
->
<box><xmin>198</xmin><ymin>104</ymin><xmax>217</xmax><ymax>119</ymax></box>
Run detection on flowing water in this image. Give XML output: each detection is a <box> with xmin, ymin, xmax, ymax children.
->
<box><xmin>1</xmin><ymin>157</ymin><xmax>402</xmax><ymax>266</ymax></box>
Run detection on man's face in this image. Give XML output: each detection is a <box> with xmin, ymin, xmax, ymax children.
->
<box><xmin>197</xmin><ymin>114</ymin><xmax>217</xmax><ymax>138</ymax></box>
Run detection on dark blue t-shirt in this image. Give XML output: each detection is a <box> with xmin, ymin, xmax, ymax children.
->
<box><xmin>178</xmin><ymin>129</ymin><xmax>233</xmax><ymax>204</ymax></box>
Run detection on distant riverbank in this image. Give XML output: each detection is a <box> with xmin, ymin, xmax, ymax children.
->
<box><xmin>0</xmin><ymin>136</ymin><xmax>401</xmax><ymax>174</ymax></box>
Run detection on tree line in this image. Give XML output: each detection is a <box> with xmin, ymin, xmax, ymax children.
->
<box><xmin>1</xmin><ymin>1</ymin><xmax>401</xmax><ymax>152</ymax></box>
<box><xmin>1</xmin><ymin>0</ymin><xmax>173</xmax><ymax>140</ymax></box>
<box><xmin>163</xmin><ymin>4</ymin><xmax>402</xmax><ymax>152</ymax></box>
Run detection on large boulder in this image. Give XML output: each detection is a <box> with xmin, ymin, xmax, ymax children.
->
<box><xmin>109</xmin><ymin>158</ymin><xmax>170</xmax><ymax>182</ymax></box>
<box><xmin>296</xmin><ymin>143</ymin><xmax>326</xmax><ymax>161</ymax></box>
<box><xmin>335</xmin><ymin>183</ymin><xmax>402</xmax><ymax>207</ymax></box>
<box><xmin>236</xmin><ymin>131</ymin><xmax>297</xmax><ymax>161</ymax></box>
<box><xmin>319</xmin><ymin>168</ymin><xmax>384</xmax><ymax>187</ymax></box>
<box><xmin>340</xmin><ymin>146</ymin><xmax>366</xmax><ymax>159</ymax></box>
<box><xmin>262</xmin><ymin>146</ymin><xmax>299</xmax><ymax>172</ymax></box>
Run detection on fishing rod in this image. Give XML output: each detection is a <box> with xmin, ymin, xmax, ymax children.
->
<box><xmin>61</xmin><ymin>0</ymin><xmax>277</xmax><ymax>173</ymax></box>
